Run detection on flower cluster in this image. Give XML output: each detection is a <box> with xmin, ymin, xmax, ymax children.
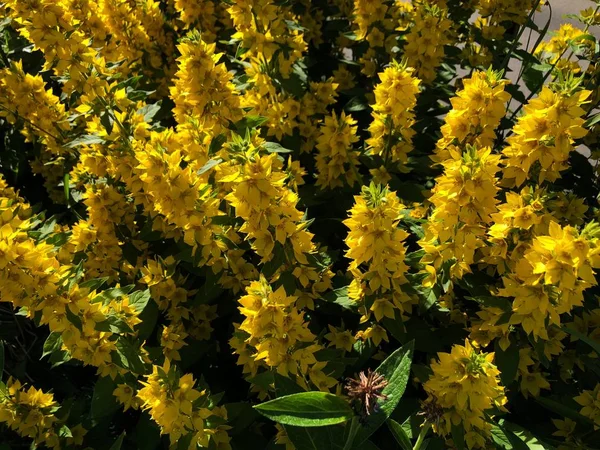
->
<box><xmin>423</xmin><ymin>340</ymin><xmax>507</xmax><ymax>449</ymax></box>
<box><xmin>0</xmin><ymin>1</ymin><xmax>599</xmax><ymax>449</ymax></box>
<box><xmin>366</xmin><ymin>61</ymin><xmax>421</xmax><ymax>171</ymax></box>
<box><xmin>345</xmin><ymin>184</ymin><xmax>413</xmax><ymax>324</ymax></box>
<box><xmin>137</xmin><ymin>361</ymin><xmax>230</xmax><ymax>448</ymax></box>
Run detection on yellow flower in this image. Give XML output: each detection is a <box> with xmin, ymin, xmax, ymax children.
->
<box><xmin>366</xmin><ymin>61</ymin><xmax>420</xmax><ymax>169</ymax></box>
<box><xmin>113</xmin><ymin>384</ymin><xmax>139</xmax><ymax>412</ymax></box>
<box><xmin>575</xmin><ymin>384</ymin><xmax>600</xmax><ymax>429</ymax></box>
<box><xmin>324</xmin><ymin>325</ymin><xmax>356</xmax><ymax>352</ymax></box>
<box><xmin>315</xmin><ymin>111</ymin><xmax>360</xmax><ymax>189</ymax></box>
<box><xmin>423</xmin><ymin>340</ymin><xmax>506</xmax><ymax>447</ymax></box>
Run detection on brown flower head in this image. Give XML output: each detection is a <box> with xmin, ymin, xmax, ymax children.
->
<box><xmin>345</xmin><ymin>368</ymin><xmax>388</xmax><ymax>416</ymax></box>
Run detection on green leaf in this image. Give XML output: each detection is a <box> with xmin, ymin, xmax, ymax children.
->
<box><xmin>342</xmin><ymin>417</ymin><xmax>360</xmax><ymax>450</ymax></box>
<box><xmin>585</xmin><ymin>112</ymin><xmax>600</xmax><ymax>128</ymax></box>
<box><xmin>263</xmin><ymin>142</ymin><xmax>293</xmax><ymax>153</ymax></box>
<box><xmin>0</xmin><ymin>341</ymin><xmax>3</xmax><ymax>380</ymax></box>
<box><xmin>129</xmin><ymin>289</ymin><xmax>151</xmax><ymax>313</ymax></box>
<box><xmin>236</xmin><ymin>115</ymin><xmax>268</xmax><ymax>132</ymax></box>
<box><xmin>494</xmin><ymin>340</ymin><xmax>519</xmax><ymax>386</ymax></box>
<box><xmin>466</xmin><ymin>296</ymin><xmax>512</xmax><ymax>312</ymax></box>
<box><xmin>451</xmin><ymin>424</ymin><xmax>465</xmax><ymax>450</ymax></box>
<box><xmin>93</xmin><ymin>285</ymin><xmax>135</xmax><ymax>304</ymax></box>
<box><xmin>536</xmin><ymin>397</ymin><xmax>594</xmax><ymax>426</ymax></box>
<box><xmin>91</xmin><ymin>376</ymin><xmax>120</xmax><ymax>420</ymax></box>
<box><xmin>562</xmin><ymin>326</ymin><xmax>600</xmax><ymax>355</ymax></box>
<box><xmin>137</xmin><ymin>103</ymin><xmax>161</xmax><ymax>122</ymax></box>
<box><xmin>109</xmin><ymin>432</ymin><xmax>126</xmax><ymax>450</ymax></box>
<box><xmin>353</xmin><ymin>341</ymin><xmax>414</xmax><ymax>446</ymax></box>
<box><xmin>137</xmin><ymin>301</ymin><xmax>159</xmax><ymax>341</ymax></box>
<box><xmin>78</xmin><ymin>277</ymin><xmax>109</xmax><ymax>291</ymax></box>
<box><xmin>322</xmin><ymin>286</ymin><xmax>358</xmax><ymax>312</ymax></box>
<box><xmin>176</xmin><ymin>433</ymin><xmax>194</xmax><ymax>450</ymax></box>
<box><xmin>42</xmin><ymin>333</ymin><xmax>63</xmax><ymax>358</ymax></box>
<box><xmin>133</xmin><ymin>412</ymin><xmax>161</xmax><ymax>450</ymax></box>
<box><xmin>209</xmin><ymin>134</ymin><xmax>227</xmax><ymax>154</ymax></box>
<box><xmin>254</xmin><ymin>392</ymin><xmax>353</xmax><ymax>427</ymax></box>
<box><xmin>344</xmin><ymin>97</ymin><xmax>369</xmax><ymax>112</ymax></box>
<box><xmin>498</xmin><ymin>421</ymin><xmax>554</xmax><ymax>449</ymax></box>
<box><xmin>58</xmin><ymin>425</ymin><xmax>73</xmax><ymax>438</ymax></box>
<box><xmin>62</xmin><ymin>173</ymin><xmax>70</xmax><ymax>205</ymax></box>
<box><xmin>197</xmin><ymin>158</ymin><xmax>223</xmax><ymax>175</ymax></box>
<box><xmin>491</xmin><ymin>424</ymin><xmax>528</xmax><ymax>450</ymax></box>
<box><xmin>273</xmin><ymin>375</ymin><xmax>347</xmax><ymax>450</ymax></box>
<box><xmin>65</xmin><ymin>306</ymin><xmax>83</xmax><ymax>331</ymax></box>
<box><xmin>262</xmin><ymin>244</ymin><xmax>286</xmax><ymax>278</ymax></box>
<box><xmin>66</xmin><ymin>134</ymin><xmax>105</xmax><ymax>148</ymax></box>
<box><xmin>100</xmin><ymin>111</ymin><xmax>114</xmax><ymax>135</ymax></box>
<box><xmin>112</xmin><ymin>338</ymin><xmax>147</xmax><ymax>375</ymax></box>
<box><xmin>95</xmin><ymin>315</ymin><xmax>134</xmax><ymax>334</ymax></box>
<box><xmin>387</xmin><ymin>419</ymin><xmax>412</xmax><ymax>450</ymax></box>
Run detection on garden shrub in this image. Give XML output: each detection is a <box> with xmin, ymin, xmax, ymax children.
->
<box><xmin>0</xmin><ymin>0</ymin><xmax>600</xmax><ymax>449</ymax></box>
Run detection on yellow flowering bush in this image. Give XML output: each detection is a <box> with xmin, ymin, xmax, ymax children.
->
<box><xmin>0</xmin><ymin>1</ymin><xmax>599</xmax><ymax>449</ymax></box>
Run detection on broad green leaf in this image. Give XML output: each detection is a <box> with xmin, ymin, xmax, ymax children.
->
<box><xmin>274</xmin><ymin>375</ymin><xmax>345</xmax><ymax>450</ymax></box>
<box><xmin>499</xmin><ymin>421</ymin><xmax>554</xmax><ymax>449</ymax></box>
<box><xmin>93</xmin><ymin>285</ymin><xmax>135</xmax><ymax>304</ymax></box>
<box><xmin>254</xmin><ymin>392</ymin><xmax>353</xmax><ymax>427</ymax></box>
<box><xmin>263</xmin><ymin>142</ymin><xmax>292</xmax><ymax>153</ymax></box>
<box><xmin>536</xmin><ymin>397</ymin><xmax>594</xmax><ymax>426</ymax></box>
<box><xmin>58</xmin><ymin>425</ymin><xmax>73</xmax><ymax>438</ymax></box>
<box><xmin>197</xmin><ymin>158</ymin><xmax>223</xmax><ymax>175</ymax></box>
<box><xmin>466</xmin><ymin>296</ymin><xmax>512</xmax><ymax>312</ymax></box>
<box><xmin>387</xmin><ymin>419</ymin><xmax>412</xmax><ymax>450</ymax></box>
<box><xmin>129</xmin><ymin>289</ymin><xmax>151</xmax><ymax>313</ymax></box>
<box><xmin>176</xmin><ymin>434</ymin><xmax>194</xmax><ymax>450</ymax></box>
<box><xmin>109</xmin><ymin>432</ymin><xmax>126</xmax><ymax>450</ymax></box>
<box><xmin>90</xmin><ymin>376</ymin><xmax>120</xmax><ymax>420</ymax></box>
<box><xmin>236</xmin><ymin>115</ymin><xmax>268</xmax><ymax>132</ymax></box>
<box><xmin>112</xmin><ymin>338</ymin><xmax>147</xmax><ymax>374</ymax></box>
<box><xmin>342</xmin><ymin>417</ymin><xmax>360</xmax><ymax>450</ymax></box>
<box><xmin>344</xmin><ymin>96</ymin><xmax>369</xmax><ymax>112</ymax></box>
<box><xmin>322</xmin><ymin>286</ymin><xmax>357</xmax><ymax>312</ymax></box>
<box><xmin>225</xmin><ymin>402</ymin><xmax>261</xmax><ymax>436</ymax></box>
<box><xmin>494</xmin><ymin>340</ymin><xmax>519</xmax><ymax>386</ymax></box>
<box><xmin>137</xmin><ymin>301</ymin><xmax>159</xmax><ymax>341</ymax></box>
<box><xmin>95</xmin><ymin>315</ymin><xmax>134</xmax><ymax>334</ymax></box>
<box><xmin>42</xmin><ymin>333</ymin><xmax>63</xmax><ymax>358</ymax></box>
<box><xmin>491</xmin><ymin>424</ymin><xmax>528</xmax><ymax>450</ymax></box>
<box><xmin>78</xmin><ymin>277</ymin><xmax>109</xmax><ymax>291</ymax></box>
<box><xmin>451</xmin><ymin>424</ymin><xmax>465</xmax><ymax>450</ymax></box>
<box><xmin>353</xmin><ymin>341</ymin><xmax>414</xmax><ymax>446</ymax></box>
<box><xmin>137</xmin><ymin>103</ymin><xmax>161</xmax><ymax>122</ymax></box>
<box><xmin>65</xmin><ymin>305</ymin><xmax>83</xmax><ymax>331</ymax></box>
<box><xmin>562</xmin><ymin>326</ymin><xmax>600</xmax><ymax>354</ymax></box>
<box><xmin>133</xmin><ymin>412</ymin><xmax>161</xmax><ymax>450</ymax></box>
<box><xmin>66</xmin><ymin>134</ymin><xmax>105</xmax><ymax>148</ymax></box>
<box><xmin>585</xmin><ymin>112</ymin><xmax>600</xmax><ymax>128</ymax></box>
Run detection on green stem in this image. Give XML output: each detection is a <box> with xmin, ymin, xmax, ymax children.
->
<box><xmin>382</xmin><ymin>117</ymin><xmax>394</xmax><ymax>167</ymax></box>
<box><xmin>0</xmin><ymin>104</ymin><xmax>63</xmax><ymax>142</ymax></box>
<box><xmin>509</xmin><ymin>4</ymin><xmax>600</xmax><ymax>123</ymax></box>
<box><xmin>499</xmin><ymin>0</ymin><xmax>541</xmax><ymax>72</ymax></box>
<box><xmin>413</xmin><ymin>422</ymin><xmax>432</xmax><ymax>450</ymax></box>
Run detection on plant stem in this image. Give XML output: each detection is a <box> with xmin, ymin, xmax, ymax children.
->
<box><xmin>499</xmin><ymin>0</ymin><xmax>541</xmax><ymax>73</ymax></box>
<box><xmin>413</xmin><ymin>422</ymin><xmax>432</xmax><ymax>450</ymax></box>
<box><xmin>509</xmin><ymin>4</ymin><xmax>600</xmax><ymax>124</ymax></box>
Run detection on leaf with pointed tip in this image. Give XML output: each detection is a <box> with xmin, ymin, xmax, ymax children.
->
<box><xmin>254</xmin><ymin>392</ymin><xmax>353</xmax><ymax>427</ymax></box>
<box><xmin>353</xmin><ymin>341</ymin><xmax>414</xmax><ymax>446</ymax></box>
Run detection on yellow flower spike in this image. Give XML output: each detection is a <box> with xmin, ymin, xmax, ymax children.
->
<box><xmin>423</xmin><ymin>340</ymin><xmax>506</xmax><ymax>445</ymax></box>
